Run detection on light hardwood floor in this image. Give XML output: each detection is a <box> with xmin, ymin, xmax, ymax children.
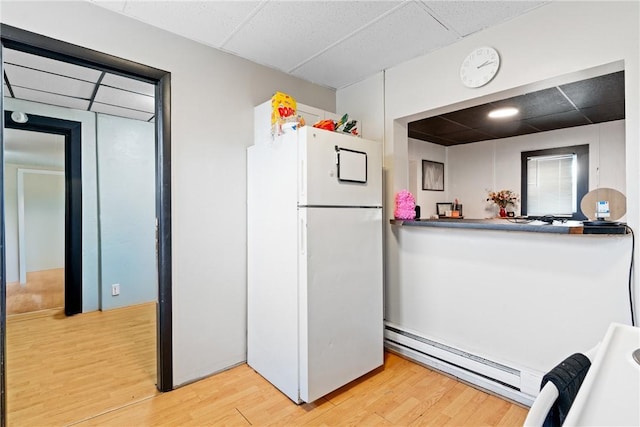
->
<box><xmin>6</xmin><ymin>268</ymin><xmax>65</xmax><ymax>315</ymax></box>
<box><xmin>6</xmin><ymin>303</ymin><xmax>158</xmax><ymax>426</ymax></box>
<box><xmin>6</xmin><ymin>303</ymin><xmax>529</xmax><ymax>426</ymax></box>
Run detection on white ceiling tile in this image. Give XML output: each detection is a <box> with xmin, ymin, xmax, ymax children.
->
<box><xmin>122</xmin><ymin>1</ymin><xmax>262</xmax><ymax>47</ymax></box>
<box><xmin>91</xmin><ymin>102</ymin><xmax>154</xmax><ymax>122</ymax></box>
<box><xmin>224</xmin><ymin>1</ymin><xmax>402</xmax><ymax>72</ymax></box>
<box><xmin>6</xmin><ymin>0</ymin><xmax>554</xmax><ymax>100</ymax></box>
<box><xmin>12</xmin><ymin>87</ymin><xmax>91</xmax><ymax>111</ymax></box>
<box><xmin>94</xmin><ymin>85</ymin><xmax>154</xmax><ymax>113</ymax></box>
<box><xmin>3</xmin><ymin>48</ymin><xmax>102</xmax><ymax>82</ymax></box>
<box><xmin>424</xmin><ymin>1</ymin><xmax>547</xmax><ymax>37</ymax></box>
<box><xmin>293</xmin><ymin>2</ymin><xmax>458</xmax><ymax>88</ymax></box>
<box><xmin>101</xmin><ymin>73</ymin><xmax>155</xmax><ymax>97</ymax></box>
<box><xmin>5</xmin><ymin>64</ymin><xmax>96</xmax><ymax>98</ymax></box>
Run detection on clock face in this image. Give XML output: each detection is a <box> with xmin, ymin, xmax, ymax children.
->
<box><xmin>460</xmin><ymin>47</ymin><xmax>500</xmax><ymax>88</ymax></box>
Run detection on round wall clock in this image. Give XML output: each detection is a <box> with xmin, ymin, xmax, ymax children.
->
<box><xmin>460</xmin><ymin>47</ymin><xmax>500</xmax><ymax>88</ymax></box>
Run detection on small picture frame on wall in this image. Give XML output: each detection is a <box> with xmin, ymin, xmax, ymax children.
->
<box><xmin>422</xmin><ymin>160</ymin><xmax>444</xmax><ymax>191</ymax></box>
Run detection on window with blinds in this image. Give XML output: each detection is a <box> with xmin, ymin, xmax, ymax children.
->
<box><xmin>520</xmin><ymin>144</ymin><xmax>589</xmax><ymax>219</ymax></box>
<box><xmin>526</xmin><ymin>153</ymin><xmax>577</xmax><ymax>215</ymax></box>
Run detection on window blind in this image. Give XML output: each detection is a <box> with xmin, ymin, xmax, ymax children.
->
<box><xmin>527</xmin><ymin>153</ymin><xmax>577</xmax><ymax>215</ymax></box>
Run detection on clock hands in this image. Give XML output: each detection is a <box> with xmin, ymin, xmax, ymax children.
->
<box><xmin>477</xmin><ymin>60</ymin><xmax>496</xmax><ymax>69</ymax></box>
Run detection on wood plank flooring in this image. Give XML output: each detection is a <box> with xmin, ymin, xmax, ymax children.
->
<box><xmin>6</xmin><ymin>303</ymin><xmax>158</xmax><ymax>426</ymax></box>
<box><xmin>6</xmin><ymin>303</ymin><xmax>529</xmax><ymax>426</ymax></box>
<box><xmin>6</xmin><ymin>268</ymin><xmax>64</xmax><ymax>315</ymax></box>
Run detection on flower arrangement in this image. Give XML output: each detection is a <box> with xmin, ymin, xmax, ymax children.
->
<box><xmin>486</xmin><ymin>189</ymin><xmax>519</xmax><ymax>208</ymax></box>
<box><xmin>394</xmin><ymin>190</ymin><xmax>416</xmax><ymax>220</ymax></box>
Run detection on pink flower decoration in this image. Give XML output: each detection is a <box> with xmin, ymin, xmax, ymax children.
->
<box><xmin>394</xmin><ymin>190</ymin><xmax>416</xmax><ymax>220</ymax></box>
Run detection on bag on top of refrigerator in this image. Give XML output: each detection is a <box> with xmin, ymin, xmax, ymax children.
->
<box><xmin>271</xmin><ymin>91</ymin><xmax>298</xmax><ymax>136</ymax></box>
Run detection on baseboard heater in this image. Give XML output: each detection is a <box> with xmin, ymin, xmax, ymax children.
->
<box><xmin>384</xmin><ymin>323</ymin><xmax>539</xmax><ymax>406</ymax></box>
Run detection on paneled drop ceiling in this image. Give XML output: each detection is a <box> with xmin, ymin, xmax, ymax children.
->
<box><xmin>408</xmin><ymin>71</ymin><xmax>626</xmax><ymax>146</ymax></box>
<box><xmin>3</xmin><ymin>48</ymin><xmax>155</xmax><ymax>122</ymax></box>
<box><xmin>3</xmin><ymin>1</ymin><xmax>553</xmax><ymax>125</ymax></box>
<box><xmin>89</xmin><ymin>0</ymin><xmax>550</xmax><ymax>90</ymax></box>
<box><xmin>1</xmin><ymin>0</ymin><xmax>624</xmax><ymax>143</ymax></box>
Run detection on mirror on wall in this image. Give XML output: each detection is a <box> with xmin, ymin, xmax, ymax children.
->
<box><xmin>406</xmin><ymin>65</ymin><xmax>626</xmax><ymax>220</ymax></box>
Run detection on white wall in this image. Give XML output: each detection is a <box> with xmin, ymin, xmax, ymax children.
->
<box><xmin>1</xmin><ymin>0</ymin><xmax>335</xmax><ymax>387</ymax></box>
<box><xmin>97</xmin><ymin>114</ymin><xmax>156</xmax><ymax>310</ymax></box>
<box><xmin>338</xmin><ymin>0</ymin><xmax>640</xmax><ymax>385</ymax></box>
<box><xmin>23</xmin><ymin>172</ymin><xmax>65</xmax><ymax>272</ymax></box>
<box><xmin>336</xmin><ymin>72</ymin><xmax>385</xmax><ymax>143</ymax></box>
<box><xmin>393</xmin><ymin>226</ymin><xmax>631</xmax><ymax>375</ymax></box>
<box><xmin>407</xmin><ymin>120</ymin><xmax>626</xmax><ymax>220</ymax></box>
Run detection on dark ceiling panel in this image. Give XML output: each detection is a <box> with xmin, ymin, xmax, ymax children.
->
<box><xmin>408</xmin><ymin>71</ymin><xmax>625</xmax><ymax>146</ymax></box>
<box><xmin>580</xmin><ymin>101</ymin><xmax>625</xmax><ymax>123</ymax></box>
<box><xmin>410</xmin><ymin>115</ymin><xmax>470</xmax><ymax>135</ymax></box>
<box><xmin>407</xmin><ymin>131</ymin><xmax>456</xmax><ymax>146</ymax></box>
<box><xmin>434</xmin><ymin>128</ymin><xmax>495</xmax><ymax>145</ymax></box>
<box><xmin>490</xmin><ymin>87</ymin><xmax>576</xmax><ymax>120</ymax></box>
<box><xmin>524</xmin><ymin>110</ymin><xmax>592</xmax><ymax>132</ymax></box>
<box><xmin>479</xmin><ymin>120</ymin><xmax>540</xmax><ymax>139</ymax></box>
<box><xmin>440</xmin><ymin>103</ymin><xmax>497</xmax><ymax>129</ymax></box>
<box><xmin>560</xmin><ymin>71</ymin><xmax>624</xmax><ymax>108</ymax></box>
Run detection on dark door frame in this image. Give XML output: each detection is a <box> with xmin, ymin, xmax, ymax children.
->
<box><xmin>0</xmin><ymin>24</ymin><xmax>174</xmax><ymax>425</ymax></box>
<box><xmin>4</xmin><ymin>111</ymin><xmax>83</xmax><ymax>316</ymax></box>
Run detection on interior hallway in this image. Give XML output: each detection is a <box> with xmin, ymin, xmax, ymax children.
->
<box><xmin>5</xmin><ymin>302</ymin><xmax>528</xmax><ymax>426</ymax></box>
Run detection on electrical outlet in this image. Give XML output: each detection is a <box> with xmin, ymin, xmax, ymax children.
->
<box><xmin>111</xmin><ymin>283</ymin><xmax>120</xmax><ymax>296</ymax></box>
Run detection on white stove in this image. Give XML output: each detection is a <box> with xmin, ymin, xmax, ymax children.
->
<box><xmin>564</xmin><ymin>322</ymin><xmax>640</xmax><ymax>426</ymax></box>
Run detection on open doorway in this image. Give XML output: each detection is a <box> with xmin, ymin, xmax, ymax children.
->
<box><xmin>5</xmin><ymin>130</ymin><xmax>65</xmax><ymax>314</ymax></box>
<box><xmin>6</xmin><ymin>166</ymin><xmax>65</xmax><ymax>315</ymax></box>
<box><xmin>4</xmin><ymin>112</ymin><xmax>82</xmax><ymax>316</ymax></box>
<box><xmin>1</xmin><ymin>24</ymin><xmax>173</xmax><ymax>425</ymax></box>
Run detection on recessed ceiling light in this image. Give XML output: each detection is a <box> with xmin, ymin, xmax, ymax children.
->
<box><xmin>488</xmin><ymin>107</ymin><xmax>518</xmax><ymax>119</ymax></box>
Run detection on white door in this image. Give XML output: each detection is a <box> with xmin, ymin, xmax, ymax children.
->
<box><xmin>298</xmin><ymin>206</ymin><xmax>383</xmax><ymax>402</ymax></box>
<box><xmin>298</xmin><ymin>127</ymin><xmax>382</xmax><ymax>207</ymax></box>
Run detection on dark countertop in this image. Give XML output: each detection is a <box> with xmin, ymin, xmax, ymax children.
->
<box><xmin>390</xmin><ymin>218</ymin><xmax>627</xmax><ymax>235</ymax></box>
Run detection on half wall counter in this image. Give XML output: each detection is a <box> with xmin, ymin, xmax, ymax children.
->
<box><xmin>385</xmin><ymin>217</ymin><xmax>634</xmax><ymax>406</ymax></box>
<box><xmin>390</xmin><ymin>217</ymin><xmax>628</xmax><ymax>234</ymax></box>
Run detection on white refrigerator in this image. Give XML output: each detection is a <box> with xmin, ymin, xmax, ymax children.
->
<box><xmin>247</xmin><ymin>125</ymin><xmax>383</xmax><ymax>403</ymax></box>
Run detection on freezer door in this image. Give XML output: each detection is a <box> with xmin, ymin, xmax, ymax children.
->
<box><xmin>298</xmin><ymin>127</ymin><xmax>382</xmax><ymax>207</ymax></box>
<box><xmin>298</xmin><ymin>207</ymin><xmax>384</xmax><ymax>402</ymax></box>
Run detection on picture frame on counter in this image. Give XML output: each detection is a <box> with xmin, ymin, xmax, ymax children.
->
<box><xmin>436</xmin><ymin>202</ymin><xmax>453</xmax><ymax>217</ymax></box>
<box><xmin>422</xmin><ymin>160</ymin><xmax>444</xmax><ymax>191</ymax></box>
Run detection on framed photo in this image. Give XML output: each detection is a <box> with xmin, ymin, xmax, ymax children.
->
<box><xmin>436</xmin><ymin>202</ymin><xmax>453</xmax><ymax>217</ymax></box>
<box><xmin>422</xmin><ymin>160</ymin><xmax>444</xmax><ymax>191</ymax></box>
